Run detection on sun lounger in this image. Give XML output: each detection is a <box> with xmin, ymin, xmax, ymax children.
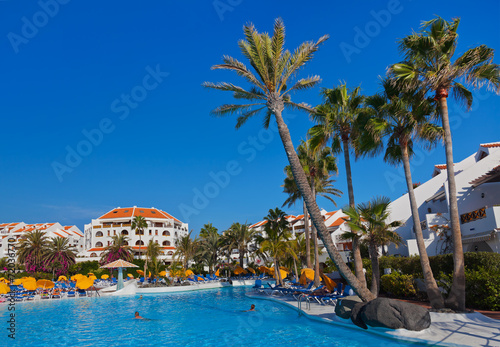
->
<box><xmin>77</xmin><ymin>289</ymin><xmax>87</xmax><ymax>297</ymax></box>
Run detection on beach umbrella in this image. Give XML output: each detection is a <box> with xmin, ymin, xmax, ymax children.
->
<box><xmin>22</xmin><ymin>279</ymin><xmax>37</xmax><ymax>291</ymax></box>
<box><xmin>185</xmin><ymin>269</ymin><xmax>194</xmax><ymax>277</ymax></box>
<box><xmin>0</xmin><ymin>277</ymin><xmax>9</xmax><ymax>284</ymax></box>
<box><xmin>127</xmin><ymin>274</ymin><xmax>134</xmax><ymax>278</ymax></box>
<box><xmin>36</xmin><ymin>279</ymin><xmax>55</xmax><ymax>289</ymax></box>
<box><xmin>196</xmin><ymin>275</ymin><xmax>205</xmax><ymax>281</ymax></box>
<box><xmin>159</xmin><ymin>271</ymin><xmax>167</xmax><ymax>277</ymax></box>
<box><xmin>57</xmin><ymin>276</ymin><xmax>68</xmax><ymax>282</ymax></box>
<box><xmin>271</xmin><ymin>268</ymin><xmax>288</xmax><ymax>280</ymax></box>
<box><xmin>246</xmin><ymin>267</ymin><xmax>256</xmax><ymax>274</ymax></box>
<box><xmin>258</xmin><ymin>266</ymin><xmax>271</xmax><ymax>274</ymax></box>
<box><xmin>12</xmin><ymin>279</ymin><xmax>24</xmax><ymax>286</ymax></box>
<box><xmin>234</xmin><ymin>266</ymin><xmax>247</xmax><ymax>275</ymax></box>
<box><xmin>72</xmin><ymin>274</ymin><xmax>84</xmax><ymax>282</ymax></box>
<box><xmin>321</xmin><ymin>273</ymin><xmax>337</xmax><ymax>293</ymax></box>
<box><xmin>101</xmin><ymin>274</ymin><xmax>109</xmax><ymax>279</ymax></box>
<box><xmin>76</xmin><ymin>276</ymin><xmax>94</xmax><ymax>290</ymax></box>
<box><xmin>88</xmin><ymin>275</ymin><xmax>97</xmax><ymax>281</ymax></box>
<box><xmin>137</xmin><ymin>270</ymin><xmax>144</xmax><ymax>276</ymax></box>
<box><xmin>88</xmin><ymin>272</ymin><xmax>95</xmax><ymax>276</ymax></box>
<box><xmin>215</xmin><ymin>269</ymin><xmax>220</xmax><ymax>277</ymax></box>
<box><xmin>299</xmin><ymin>268</ymin><xmax>315</xmax><ymax>285</ymax></box>
<box><xmin>101</xmin><ymin>259</ymin><xmax>139</xmax><ymax>291</ymax></box>
<box><xmin>0</xmin><ymin>282</ymin><xmax>10</xmax><ymax>294</ymax></box>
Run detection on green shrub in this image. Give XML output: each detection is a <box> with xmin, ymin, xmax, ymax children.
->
<box><xmin>381</xmin><ymin>272</ymin><xmax>417</xmax><ymax>297</ymax></box>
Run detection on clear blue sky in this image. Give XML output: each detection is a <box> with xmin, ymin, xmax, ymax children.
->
<box><xmin>1</xmin><ymin>0</ymin><xmax>499</xmax><ymax>235</ymax></box>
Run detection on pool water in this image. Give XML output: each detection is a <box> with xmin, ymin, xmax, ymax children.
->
<box><xmin>2</xmin><ymin>287</ymin><xmax>426</xmax><ymax>346</ymax></box>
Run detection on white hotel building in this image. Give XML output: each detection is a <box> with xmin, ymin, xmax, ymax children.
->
<box><xmin>79</xmin><ymin>206</ymin><xmax>188</xmax><ymax>263</ymax></box>
<box><xmin>0</xmin><ymin>222</ymin><xmax>84</xmax><ymax>258</ymax></box>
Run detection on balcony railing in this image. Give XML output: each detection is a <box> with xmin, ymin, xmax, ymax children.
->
<box><xmin>93</xmin><ymin>225</ymin><xmax>101</xmax><ymax>229</ymax></box>
<box><xmin>122</xmin><ymin>223</ymin><xmax>131</xmax><ymax>227</ymax></box>
<box><xmin>460</xmin><ymin>207</ymin><xmax>486</xmax><ymax>224</ymax></box>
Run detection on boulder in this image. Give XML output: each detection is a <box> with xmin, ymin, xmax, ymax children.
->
<box><xmin>357</xmin><ymin>298</ymin><xmax>431</xmax><ymax>331</ymax></box>
<box><xmin>335</xmin><ymin>295</ymin><xmax>363</xmax><ymax>319</ymax></box>
<box><xmin>350</xmin><ymin>302</ymin><xmax>368</xmax><ymax>329</ymax></box>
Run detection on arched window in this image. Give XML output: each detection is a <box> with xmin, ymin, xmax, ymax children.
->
<box><xmin>162</xmin><ymin>240</ymin><xmax>171</xmax><ymax>246</ymax></box>
<box><xmin>135</xmin><ymin>240</ymin><xmax>144</xmax><ymax>246</ymax></box>
<box><xmin>90</xmin><ymin>253</ymin><xmax>97</xmax><ymax>257</ymax></box>
<box><xmin>121</xmin><ymin>230</ymin><xmax>128</xmax><ymax>235</ymax></box>
<box><xmin>175</xmin><ymin>232</ymin><xmax>178</xmax><ymax>237</ymax></box>
<box><xmin>162</xmin><ymin>230</ymin><xmax>170</xmax><ymax>236</ymax></box>
<box><xmin>167</xmin><ymin>251</ymin><xmax>174</xmax><ymax>255</ymax></box>
<box><xmin>95</xmin><ymin>242</ymin><xmax>103</xmax><ymax>247</ymax></box>
<box><xmin>96</xmin><ymin>231</ymin><xmax>103</xmax><ymax>237</ymax></box>
<box><xmin>123</xmin><ymin>241</ymin><xmax>129</xmax><ymax>246</ymax></box>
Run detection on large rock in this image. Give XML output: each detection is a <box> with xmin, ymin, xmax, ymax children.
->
<box><xmin>335</xmin><ymin>295</ymin><xmax>363</xmax><ymax>319</ymax></box>
<box><xmin>350</xmin><ymin>298</ymin><xmax>431</xmax><ymax>331</ymax></box>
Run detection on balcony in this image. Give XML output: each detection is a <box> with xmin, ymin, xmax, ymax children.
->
<box><xmin>460</xmin><ymin>206</ymin><xmax>500</xmax><ymax>241</ymax></box>
<box><xmin>93</xmin><ymin>225</ymin><xmax>101</xmax><ymax>229</ymax></box>
<box><xmin>122</xmin><ymin>223</ymin><xmax>131</xmax><ymax>227</ymax></box>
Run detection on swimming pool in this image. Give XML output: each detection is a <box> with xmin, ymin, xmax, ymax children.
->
<box><xmin>2</xmin><ymin>287</ymin><xmax>426</xmax><ymax>346</ymax></box>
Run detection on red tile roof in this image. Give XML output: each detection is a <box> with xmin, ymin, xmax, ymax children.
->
<box><xmin>480</xmin><ymin>142</ymin><xmax>500</xmax><ymax>148</ymax></box>
<box><xmin>87</xmin><ymin>247</ymin><xmax>105</xmax><ymax>252</ymax></box>
<box><xmin>328</xmin><ymin>217</ymin><xmax>345</xmax><ymax>227</ymax></box>
<box><xmin>98</xmin><ymin>207</ymin><xmax>182</xmax><ymax>223</ymax></box>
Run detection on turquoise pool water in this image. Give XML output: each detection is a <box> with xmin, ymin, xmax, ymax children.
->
<box><xmin>2</xmin><ymin>287</ymin><xmax>425</xmax><ymax>346</ymax></box>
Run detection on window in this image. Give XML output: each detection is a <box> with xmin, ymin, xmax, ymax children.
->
<box><xmin>107</xmin><ymin>231</ymin><xmax>110</xmax><ymax>236</ymax></box>
<box><xmin>162</xmin><ymin>240</ymin><xmax>171</xmax><ymax>246</ymax></box>
<box><xmin>155</xmin><ymin>240</ymin><xmax>158</xmax><ymax>244</ymax></box>
<box><xmin>167</xmin><ymin>251</ymin><xmax>174</xmax><ymax>255</ymax></box>
<box><xmin>95</xmin><ymin>242</ymin><xmax>103</xmax><ymax>247</ymax></box>
<box><xmin>90</xmin><ymin>253</ymin><xmax>97</xmax><ymax>257</ymax></box>
<box><xmin>121</xmin><ymin>230</ymin><xmax>128</xmax><ymax>235</ymax></box>
<box><xmin>135</xmin><ymin>229</ymin><xmax>144</xmax><ymax>236</ymax></box>
<box><xmin>113</xmin><ymin>230</ymin><xmax>116</xmax><ymax>235</ymax></box>
<box><xmin>149</xmin><ymin>230</ymin><xmax>152</xmax><ymax>236</ymax></box>
<box><xmin>135</xmin><ymin>240</ymin><xmax>144</xmax><ymax>246</ymax></box>
<box><xmin>123</xmin><ymin>241</ymin><xmax>129</xmax><ymax>246</ymax></box>
<box><xmin>162</xmin><ymin>231</ymin><xmax>170</xmax><ymax>236</ymax></box>
<box><xmin>155</xmin><ymin>230</ymin><xmax>158</xmax><ymax>235</ymax></box>
<box><xmin>96</xmin><ymin>231</ymin><xmax>103</xmax><ymax>237</ymax></box>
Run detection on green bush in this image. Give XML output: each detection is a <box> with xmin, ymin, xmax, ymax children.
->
<box><xmin>381</xmin><ymin>272</ymin><xmax>417</xmax><ymax>298</ymax></box>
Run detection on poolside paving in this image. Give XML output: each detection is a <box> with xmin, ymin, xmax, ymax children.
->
<box><xmin>247</xmin><ymin>291</ymin><xmax>500</xmax><ymax>347</ymax></box>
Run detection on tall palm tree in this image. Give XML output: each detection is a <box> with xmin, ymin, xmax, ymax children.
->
<box><xmin>256</xmin><ymin>208</ymin><xmax>295</xmax><ymax>285</ymax></box>
<box><xmin>364</xmin><ymin>78</ymin><xmax>445</xmax><ymax>308</ymax></box>
<box><xmin>199</xmin><ymin>223</ymin><xmax>218</xmax><ymax>238</ymax></box>
<box><xmin>132</xmin><ymin>215</ymin><xmax>148</xmax><ymax>282</ymax></box>
<box><xmin>43</xmin><ymin>237</ymin><xmax>77</xmax><ymax>278</ymax></box>
<box><xmin>146</xmin><ymin>240</ymin><xmax>162</xmax><ymax>278</ymax></box>
<box><xmin>100</xmin><ymin>234</ymin><xmax>134</xmax><ymax>264</ymax></box>
<box><xmin>343</xmin><ymin>197</ymin><xmax>403</xmax><ymax>296</ymax></box>
<box><xmin>225</xmin><ymin>222</ymin><xmax>256</xmax><ymax>266</ymax></box>
<box><xmin>204</xmin><ymin>18</ymin><xmax>374</xmax><ymax>301</ymax></box>
<box><xmin>282</xmin><ymin>140</ymin><xmax>342</xmax><ymax>274</ymax></box>
<box><xmin>17</xmin><ymin>230</ymin><xmax>50</xmax><ymax>273</ymax></box>
<box><xmin>309</xmin><ymin>83</ymin><xmax>368</xmax><ymax>288</ymax></box>
<box><xmin>198</xmin><ymin>230</ymin><xmax>221</xmax><ymax>274</ymax></box>
<box><xmin>388</xmin><ymin>16</ymin><xmax>500</xmax><ymax>311</ymax></box>
<box><xmin>174</xmin><ymin>231</ymin><xmax>198</xmax><ymax>270</ymax></box>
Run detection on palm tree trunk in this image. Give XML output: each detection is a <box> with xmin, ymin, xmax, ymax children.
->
<box><xmin>303</xmin><ymin>200</ymin><xmax>312</xmax><ymax>268</ymax></box>
<box><xmin>239</xmin><ymin>249</ymin><xmax>244</xmax><ymax>267</ymax></box>
<box><xmin>401</xmin><ymin>144</ymin><xmax>445</xmax><ymax>308</ymax></box>
<box><xmin>368</xmin><ymin>241</ymin><xmax>380</xmax><ymax>296</ymax></box>
<box><xmin>311</xmin><ymin>183</ymin><xmax>321</xmax><ymax>287</ymax></box>
<box><xmin>272</xmin><ymin>109</ymin><xmax>375</xmax><ymax>302</ymax></box>
<box><xmin>293</xmin><ymin>257</ymin><xmax>299</xmax><ymax>281</ymax></box>
<box><xmin>437</xmin><ymin>95</ymin><xmax>465</xmax><ymax>311</ymax></box>
<box><xmin>274</xmin><ymin>258</ymin><xmax>281</xmax><ymax>285</ymax></box>
<box><xmin>342</xmin><ymin>137</ymin><xmax>365</xmax><ymax>285</ymax></box>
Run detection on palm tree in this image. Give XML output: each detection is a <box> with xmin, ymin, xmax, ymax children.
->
<box><xmin>132</xmin><ymin>215</ymin><xmax>148</xmax><ymax>282</ymax></box>
<box><xmin>199</xmin><ymin>223</ymin><xmax>218</xmax><ymax>238</ymax></box>
<box><xmin>225</xmin><ymin>222</ymin><xmax>256</xmax><ymax>266</ymax></box>
<box><xmin>256</xmin><ymin>208</ymin><xmax>295</xmax><ymax>285</ymax></box>
<box><xmin>146</xmin><ymin>240</ymin><xmax>162</xmax><ymax>278</ymax></box>
<box><xmin>100</xmin><ymin>234</ymin><xmax>134</xmax><ymax>264</ymax></box>
<box><xmin>204</xmin><ymin>18</ymin><xmax>374</xmax><ymax>301</ymax></box>
<box><xmin>309</xmin><ymin>83</ymin><xmax>368</xmax><ymax>288</ymax></box>
<box><xmin>388</xmin><ymin>16</ymin><xmax>500</xmax><ymax>310</ymax></box>
<box><xmin>43</xmin><ymin>237</ymin><xmax>77</xmax><ymax>278</ymax></box>
<box><xmin>343</xmin><ymin>197</ymin><xmax>403</xmax><ymax>296</ymax></box>
<box><xmin>17</xmin><ymin>230</ymin><xmax>50</xmax><ymax>273</ymax></box>
<box><xmin>364</xmin><ymin>78</ymin><xmax>445</xmax><ymax>308</ymax></box>
<box><xmin>174</xmin><ymin>231</ymin><xmax>198</xmax><ymax>270</ymax></box>
<box><xmin>198</xmin><ymin>230</ymin><xmax>221</xmax><ymax>274</ymax></box>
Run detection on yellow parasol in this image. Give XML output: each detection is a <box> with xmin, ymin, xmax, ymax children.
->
<box><xmin>271</xmin><ymin>268</ymin><xmax>289</xmax><ymax>280</ymax></box>
<box><xmin>196</xmin><ymin>275</ymin><xmax>204</xmax><ymax>281</ymax></box>
<box><xmin>127</xmin><ymin>274</ymin><xmax>134</xmax><ymax>278</ymax></box>
<box><xmin>136</xmin><ymin>270</ymin><xmax>144</xmax><ymax>276</ymax></box>
<box><xmin>215</xmin><ymin>269</ymin><xmax>220</xmax><ymax>277</ymax></box>
<box><xmin>71</xmin><ymin>274</ymin><xmax>84</xmax><ymax>282</ymax></box>
<box><xmin>22</xmin><ymin>279</ymin><xmax>37</xmax><ymax>291</ymax></box>
<box><xmin>57</xmin><ymin>276</ymin><xmax>68</xmax><ymax>282</ymax></box>
<box><xmin>0</xmin><ymin>282</ymin><xmax>10</xmax><ymax>294</ymax></box>
<box><xmin>246</xmin><ymin>267</ymin><xmax>256</xmax><ymax>274</ymax></box>
<box><xmin>299</xmin><ymin>268</ymin><xmax>315</xmax><ymax>285</ymax></box>
<box><xmin>76</xmin><ymin>276</ymin><xmax>94</xmax><ymax>290</ymax></box>
<box><xmin>36</xmin><ymin>279</ymin><xmax>55</xmax><ymax>289</ymax></box>
<box><xmin>0</xmin><ymin>277</ymin><xmax>9</xmax><ymax>284</ymax></box>
<box><xmin>234</xmin><ymin>266</ymin><xmax>247</xmax><ymax>275</ymax></box>
<box><xmin>13</xmin><ymin>278</ymin><xmax>24</xmax><ymax>286</ymax></box>
<box><xmin>258</xmin><ymin>266</ymin><xmax>271</xmax><ymax>274</ymax></box>
<box><xmin>88</xmin><ymin>275</ymin><xmax>97</xmax><ymax>281</ymax></box>
<box><xmin>321</xmin><ymin>273</ymin><xmax>337</xmax><ymax>293</ymax></box>
<box><xmin>101</xmin><ymin>274</ymin><xmax>109</xmax><ymax>279</ymax></box>
<box><xmin>159</xmin><ymin>271</ymin><xmax>167</xmax><ymax>277</ymax></box>
<box><xmin>185</xmin><ymin>269</ymin><xmax>194</xmax><ymax>277</ymax></box>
